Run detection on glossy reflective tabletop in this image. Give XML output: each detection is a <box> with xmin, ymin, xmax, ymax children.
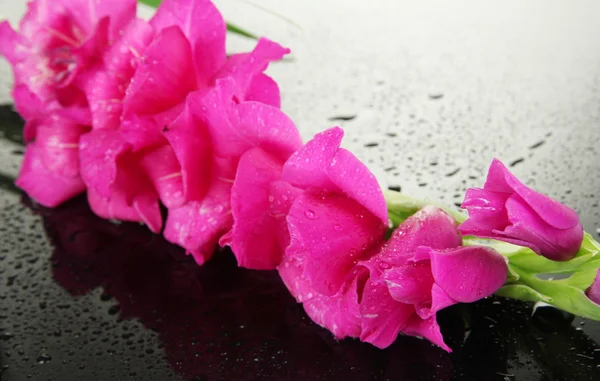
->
<box><xmin>1</xmin><ymin>1</ymin><xmax>600</xmax><ymax>380</ymax></box>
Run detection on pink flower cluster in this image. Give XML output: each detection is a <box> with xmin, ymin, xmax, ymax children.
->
<box><xmin>2</xmin><ymin>0</ymin><xmax>591</xmax><ymax>352</ymax></box>
<box><xmin>1</xmin><ymin>0</ymin><xmax>296</xmax><ymax>264</ymax></box>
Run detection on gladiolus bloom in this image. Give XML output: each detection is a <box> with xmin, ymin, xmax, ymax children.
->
<box><xmin>459</xmin><ymin>159</ymin><xmax>584</xmax><ymax>261</ymax></box>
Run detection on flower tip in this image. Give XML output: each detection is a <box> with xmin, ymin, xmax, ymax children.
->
<box><xmin>255</xmin><ymin>37</ymin><xmax>291</xmax><ymax>59</ymax></box>
<box><xmin>323</xmin><ymin>125</ymin><xmax>344</xmax><ymax>138</ymax></box>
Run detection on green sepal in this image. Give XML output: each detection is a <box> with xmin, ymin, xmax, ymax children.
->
<box><xmin>464</xmin><ymin>234</ymin><xmax>600</xmax><ymax>320</ymax></box>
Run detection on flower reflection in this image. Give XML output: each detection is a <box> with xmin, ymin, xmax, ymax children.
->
<box><xmin>31</xmin><ymin>195</ymin><xmax>453</xmax><ymax>380</ymax></box>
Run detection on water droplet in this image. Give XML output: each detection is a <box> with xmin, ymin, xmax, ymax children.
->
<box><xmin>37</xmin><ymin>354</ymin><xmax>52</xmax><ymax>364</ymax></box>
<box><xmin>334</xmin><ymin>225</ymin><xmax>341</xmax><ymax>231</ymax></box>
<box><xmin>304</xmin><ymin>210</ymin><xmax>316</xmax><ymax>219</ymax></box>
<box><xmin>108</xmin><ymin>305</ymin><xmax>120</xmax><ymax>315</ymax></box>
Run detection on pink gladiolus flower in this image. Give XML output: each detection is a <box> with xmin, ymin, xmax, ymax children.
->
<box><xmin>226</xmin><ymin>126</ymin><xmax>388</xmax><ymax>272</ymax></box>
<box><xmin>360</xmin><ymin>207</ymin><xmax>507</xmax><ymax>351</ymax></box>
<box><xmin>163</xmin><ymin>78</ymin><xmax>302</xmax><ymax>265</ymax></box>
<box><xmin>81</xmin><ymin>0</ymin><xmax>289</xmax><ymax>149</ymax></box>
<box><xmin>271</xmin><ymin>141</ymin><xmax>508</xmax><ymax>351</ymax></box>
<box><xmin>14</xmin><ymin>99</ymin><xmax>91</xmax><ymax>207</ymax></box>
<box><xmin>0</xmin><ymin>0</ymin><xmax>136</xmax><ymax>110</ymax></box>
<box><xmin>586</xmin><ymin>269</ymin><xmax>600</xmax><ymax>305</ymax></box>
<box><xmin>1</xmin><ymin>0</ymin><xmax>137</xmax><ymax>206</ymax></box>
<box><xmin>459</xmin><ymin>159</ymin><xmax>584</xmax><ymax>261</ymax></box>
<box><xmin>79</xmin><ymin>129</ymin><xmax>162</xmax><ymax>233</ymax></box>
<box><xmin>78</xmin><ymin>0</ymin><xmax>290</xmax><ymax>231</ymax></box>
<box><xmin>274</xmin><ymin>127</ymin><xmax>389</xmax><ymax>338</ymax></box>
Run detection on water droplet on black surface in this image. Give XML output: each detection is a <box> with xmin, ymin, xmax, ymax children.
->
<box><xmin>529</xmin><ymin>140</ymin><xmax>545</xmax><ymax>149</ymax></box>
<box><xmin>328</xmin><ymin>115</ymin><xmax>356</xmax><ymax>122</ymax></box>
<box><xmin>509</xmin><ymin>158</ymin><xmax>525</xmax><ymax>167</ymax></box>
<box><xmin>37</xmin><ymin>354</ymin><xmax>52</xmax><ymax>364</ymax></box>
<box><xmin>108</xmin><ymin>305</ymin><xmax>120</xmax><ymax>315</ymax></box>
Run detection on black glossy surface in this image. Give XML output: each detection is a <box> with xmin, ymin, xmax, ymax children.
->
<box><xmin>0</xmin><ymin>103</ymin><xmax>599</xmax><ymax>381</ymax></box>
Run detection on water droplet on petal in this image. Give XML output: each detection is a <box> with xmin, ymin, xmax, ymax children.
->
<box><xmin>304</xmin><ymin>210</ymin><xmax>316</xmax><ymax>219</ymax></box>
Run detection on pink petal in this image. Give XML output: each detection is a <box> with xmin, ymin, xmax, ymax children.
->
<box><xmin>104</xmin><ymin>18</ymin><xmax>153</xmax><ymax>76</ymax></box>
<box><xmin>11</xmin><ymin>85</ymin><xmax>44</xmax><ymax>126</ymax></box>
<box><xmin>403</xmin><ymin>314</ymin><xmax>452</xmax><ymax>352</ymax></box>
<box><xmin>82</xmin><ymin>68</ymin><xmax>124</xmax><ymax>130</ymax></box>
<box><xmin>162</xmin><ymin>106</ymin><xmax>212</xmax><ymax>202</ymax></box>
<box><xmin>281</xmin><ymin>127</ymin><xmax>342</xmax><ymax>192</ymax></box>
<box><xmin>87</xmin><ymin>187</ymin><xmax>162</xmax><ymax>234</ymax></box>
<box><xmin>414</xmin><ymin>283</ymin><xmax>457</xmax><ymax>320</ymax></box>
<box><xmin>286</xmin><ymin>191</ymin><xmax>387</xmax><ymax>296</ymax></box>
<box><xmin>379</xmin><ymin>206</ymin><xmax>462</xmax><ymax>266</ymax></box>
<box><xmin>163</xmin><ymin>158</ymin><xmax>235</xmax><ymax>265</ymax></box>
<box><xmin>383</xmin><ymin>262</ymin><xmax>435</xmax><ymax>305</ymax></box>
<box><xmin>303</xmin><ymin>270</ymin><xmax>367</xmax><ymax>339</ymax></box>
<box><xmin>83</xmin><ymin>18</ymin><xmax>154</xmax><ymax>130</ymax></box>
<box><xmin>72</xmin><ymin>17</ymin><xmax>109</xmax><ymax>82</ymax></box>
<box><xmin>328</xmin><ymin>148</ymin><xmax>388</xmax><ymax>225</ymax></box>
<box><xmin>190</xmin><ymin>79</ymin><xmax>302</xmax><ymax>159</ymax></box>
<box><xmin>279</xmin><ymin>253</ymin><xmax>368</xmax><ymax>339</ymax></box>
<box><xmin>281</xmin><ymin>127</ymin><xmax>387</xmax><ymax>224</ymax></box>
<box><xmin>236</xmin><ymin>101</ymin><xmax>302</xmax><ymax>160</ymax></box>
<box><xmin>16</xmin><ymin>142</ymin><xmax>86</xmax><ymax>207</ymax></box>
<box><xmin>124</xmin><ymin>26</ymin><xmax>196</xmax><ymax>116</ymax></box>
<box><xmin>150</xmin><ymin>0</ymin><xmax>226</xmax><ymax>85</ymax></box>
<box><xmin>12</xmin><ymin>4</ymin><xmax>85</xmax><ymax>104</ymax></box>
<box><xmin>244</xmin><ymin>180</ymin><xmax>300</xmax><ymax>270</ymax></box>
<box><xmin>79</xmin><ymin>129</ymin><xmax>131</xmax><ymax>198</ymax></box>
<box><xmin>278</xmin><ymin>250</ymin><xmax>311</xmax><ymax>302</ymax></box>
<box><xmin>459</xmin><ymin>188</ymin><xmax>510</xmax><ymax>233</ymax></box>
<box><xmin>34</xmin><ymin>116</ymin><xmax>88</xmax><ymax>178</ymax></box>
<box><xmin>12</xmin><ymin>86</ymin><xmax>44</xmax><ymax>137</ymax></box>
<box><xmin>60</xmin><ymin>0</ymin><xmax>137</xmax><ymax>40</ymax></box>
<box><xmin>486</xmin><ymin>159</ymin><xmax>580</xmax><ymax>230</ymax></box>
<box><xmin>586</xmin><ymin>269</ymin><xmax>600</xmax><ymax>305</ymax></box>
<box><xmin>119</xmin><ymin>110</ymin><xmax>174</xmax><ymax>150</ymax></box>
<box><xmin>267</xmin><ymin>180</ymin><xmax>301</xmax><ymax>247</ymax></box>
<box><xmin>426</xmin><ymin>246</ymin><xmax>507</xmax><ymax>303</ymax></box>
<box><xmin>216</xmin><ymin>38</ymin><xmax>289</xmax><ymax>103</ymax></box>
<box><xmin>82</xmin><ymin>132</ymin><xmax>162</xmax><ymax>232</ymax></box>
<box><xmin>499</xmin><ymin>194</ymin><xmax>583</xmax><ymax>260</ymax></box>
<box><xmin>0</xmin><ymin>21</ymin><xmax>26</xmax><ymax>65</ymax></box>
<box><xmin>245</xmin><ymin>73</ymin><xmax>281</xmax><ymax>108</ymax></box>
<box><xmin>359</xmin><ymin>280</ymin><xmax>414</xmax><ymax>349</ymax></box>
<box><xmin>55</xmin><ymin>106</ymin><xmax>91</xmax><ymax>126</ymax></box>
<box><xmin>138</xmin><ymin>144</ymin><xmax>185</xmax><ymax>208</ymax></box>
<box><xmin>224</xmin><ymin>147</ymin><xmax>297</xmax><ymax>269</ymax></box>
